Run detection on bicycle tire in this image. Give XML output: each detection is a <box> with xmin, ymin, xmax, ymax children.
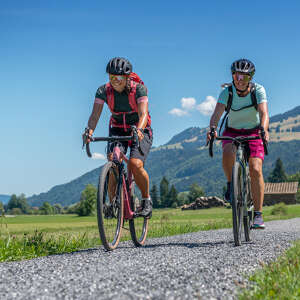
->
<box><xmin>129</xmin><ymin>180</ymin><xmax>149</xmax><ymax>247</ymax></box>
<box><xmin>97</xmin><ymin>162</ymin><xmax>124</xmax><ymax>251</ymax></box>
<box><xmin>243</xmin><ymin>171</ymin><xmax>252</xmax><ymax>242</ymax></box>
<box><xmin>231</xmin><ymin>161</ymin><xmax>244</xmax><ymax>246</ymax></box>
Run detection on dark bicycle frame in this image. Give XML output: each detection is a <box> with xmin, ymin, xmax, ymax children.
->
<box><xmin>86</xmin><ymin>128</ymin><xmax>140</xmax><ymax>220</ymax></box>
<box><xmin>209</xmin><ymin>130</ymin><xmax>268</xmax><ymax>245</ymax></box>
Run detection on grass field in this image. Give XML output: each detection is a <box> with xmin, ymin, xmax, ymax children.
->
<box><xmin>1</xmin><ymin>204</ymin><xmax>300</xmax><ymax>262</ymax></box>
<box><xmin>2</xmin><ymin>204</ymin><xmax>300</xmax><ymax>236</ymax></box>
<box><xmin>239</xmin><ymin>240</ymin><xmax>300</xmax><ymax>299</ymax></box>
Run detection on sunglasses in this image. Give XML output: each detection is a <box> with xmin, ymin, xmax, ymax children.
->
<box><xmin>233</xmin><ymin>72</ymin><xmax>251</xmax><ymax>83</ymax></box>
<box><xmin>109</xmin><ymin>74</ymin><xmax>127</xmax><ymax>81</ymax></box>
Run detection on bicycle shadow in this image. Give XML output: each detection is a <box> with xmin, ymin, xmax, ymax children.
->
<box><xmin>143</xmin><ymin>240</ymin><xmax>229</xmax><ymax>249</ymax></box>
<box><xmin>144</xmin><ymin>238</ymin><xmax>256</xmax><ymax>249</ymax></box>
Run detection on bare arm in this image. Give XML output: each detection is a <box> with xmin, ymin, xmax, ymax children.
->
<box><xmin>87</xmin><ymin>102</ymin><xmax>104</xmax><ymax>134</ymax></box>
<box><xmin>258</xmin><ymin>102</ymin><xmax>270</xmax><ymax>141</ymax></box>
<box><xmin>206</xmin><ymin>103</ymin><xmax>225</xmax><ymax>142</ymax></box>
<box><xmin>137</xmin><ymin>101</ymin><xmax>148</xmax><ymax>130</ymax></box>
<box><xmin>136</xmin><ymin>100</ymin><xmax>149</xmax><ymax>140</ymax></box>
<box><xmin>209</xmin><ymin>103</ymin><xmax>226</xmax><ymax>129</ymax></box>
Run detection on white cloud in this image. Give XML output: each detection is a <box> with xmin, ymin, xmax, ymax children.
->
<box><xmin>169</xmin><ymin>96</ymin><xmax>216</xmax><ymax>117</ymax></box>
<box><xmin>92</xmin><ymin>153</ymin><xmax>106</xmax><ymax>160</ymax></box>
<box><xmin>196</xmin><ymin>96</ymin><xmax>217</xmax><ymax>116</ymax></box>
<box><xmin>168</xmin><ymin>108</ymin><xmax>188</xmax><ymax>117</ymax></box>
<box><xmin>169</xmin><ymin>97</ymin><xmax>196</xmax><ymax>117</ymax></box>
<box><xmin>181</xmin><ymin>97</ymin><xmax>196</xmax><ymax>110</ymax></box>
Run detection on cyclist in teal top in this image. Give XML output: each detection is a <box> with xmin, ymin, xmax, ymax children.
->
<box><xmin>207</xmin><ymin>59</ymin><xmax>270</xmax><ymax>229</ymax></box>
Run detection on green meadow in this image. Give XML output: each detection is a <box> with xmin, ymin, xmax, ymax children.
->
<box><xmin>1</xmin><ymin>204</ymin><xmax>300</xmax><ymax>262</ymax></box>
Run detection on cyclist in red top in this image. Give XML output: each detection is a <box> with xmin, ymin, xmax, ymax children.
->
<box><xmin>83</xmin><ymin>57</ymin><xmax>153</xmax><ymax>217</ymax></box>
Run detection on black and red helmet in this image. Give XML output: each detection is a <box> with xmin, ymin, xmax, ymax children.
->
<box><xmin>106</xmin><ymin>57</ymin><xmax>132</xmax><ymax>75</ymax></box>
<box><xmin>231</xmin><ymin>59</ymin><xmax>255</xmax><ymax>77</ymax></box>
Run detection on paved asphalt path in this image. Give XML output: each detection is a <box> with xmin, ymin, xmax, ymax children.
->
<box><xmin>1</xmin><ymin>218</ymin><xmax>300</xmax><ymax>300</ymax></box>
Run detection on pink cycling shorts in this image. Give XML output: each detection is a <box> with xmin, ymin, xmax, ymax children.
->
<box><xmin>222</xmin><ymin>127</ymin><xmax>264</xmax><ymax>161</ymax></box>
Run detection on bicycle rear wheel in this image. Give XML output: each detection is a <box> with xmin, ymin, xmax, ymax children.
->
<box><xmin>231</xmin><ymin>161</ymin><xmax>244</xmax><ymax>246</ymax></box>
<box><xmin>129</xmin><ymin>180</ymin><xmax>149</xmax><ymax>247</ymax></box>
<box><xmin>97</xmin><ymin>162</ymin><xmax>124</xmax><ymax>251</ymax></box>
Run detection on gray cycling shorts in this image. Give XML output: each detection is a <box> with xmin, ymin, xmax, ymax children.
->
<box><xmin>107</xmin><ymin>127</ymin><xmax>153</xmax><ymax>164</ymax></box>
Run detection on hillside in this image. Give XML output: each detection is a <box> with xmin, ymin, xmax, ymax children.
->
<box><xmin>28</xmin><ymin>168</ymin><xmax>101</xmax><ymax>207</ymax></box>
<box><xmin>269</xmin><ymin>105</ymin><xmax>300</xmax><ymax>123</ymax></box>
<box><xmin>27</xmin><ymin>105</ymin><xmax>300</xmax><ymax>207</ymax></box>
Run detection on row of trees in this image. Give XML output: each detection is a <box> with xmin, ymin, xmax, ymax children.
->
<box><xmin>1</xmin><ymin>194</ymin><xmax>77</xmax><ymax>216</ymax></box>
<box><xmin>73</xmin><ymin>179</ymin><xmax>206</xmax><ymax>216</ymax></box>
<box><xmin>150</xmin><ymin>177</ymin><xmax>205</xmax><ymax>209</ymax></box>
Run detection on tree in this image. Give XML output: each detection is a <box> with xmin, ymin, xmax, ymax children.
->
<box><xmin>65</xmin><ymin>203</ymin><xmax>79</xmax><ymax>214</ymax></box>
<box><xmin>11</xmin><ymin>208</ymin><xmax>22</xmax><ymax>215</ymax></box>
<box><xmin>7</xmin><ymin>194</ymin><xmax>18</xmax><ymax>211</ymax></box>
<box><xmin>268</xmin><ymin>158</ymin><xmax>287</xmax><ymax>183</ymax></box>
<box><xmin>160</xmin><ymin>177</ymin><xmax>169</xmax><ymax>207</ymax></box>
<box><xmin>7</xmin><ymin>194</ymin><xmax>30</xmax><ymax>214</ymax></box>
<box><xmin>53</xmin><ymin>203</ymin><xmax>63</xmax><ymax>214</ymax></box>
<box><xmin>76</xmin><ymin>184</ymin><xmax>97</xmax><ymax>216</ymax></box>
<box><xmin>150</xmin><ymin>184</ymin><xmax>160</xmax><ymax>208</ymax></box>
<box><xmin>177</xmin><ymin>192</ymin><xmax>189</xmax><ymax>206</ymax></box>
<box><xmin>167</xmin><ymin>185</ymin><xmax>178</xmax><ymax>208</ymax></box>
<box><xmin>188</xmin><ymin>183</ymin><xmax>205</xmax><ymax>203</ymax></box>
<box><xmin>18</xmin><ymin>194</ymin><xmax>30</xmax><ymax>214</ymax></box>
<box><xmin>40</xmin><ymin>202</ymin><xmax>54</xmax><ymax>215</ymax></box>
<box><xmin>287</xmin><ymin>171</ymin><xmax>300</xmax><ymax>185</ymax></box>
<box><xmin>0</xmin><ymin>202</ymin><xmax>4</xmax><ymax>215</ymax></box>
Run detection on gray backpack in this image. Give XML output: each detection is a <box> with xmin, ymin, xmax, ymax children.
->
<box><xmin>219</xmin><ymin>83</ymin><xmax>258</xmax><ymax>132</ymax></box>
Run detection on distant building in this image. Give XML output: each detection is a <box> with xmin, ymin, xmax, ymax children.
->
<box><xmin>264</xmin><ymin>182</ymin><xmax>299</xmax><ymax>206</ymax></box>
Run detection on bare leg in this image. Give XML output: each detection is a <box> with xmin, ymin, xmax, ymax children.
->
<box><xmin>128</xmin><ymin>158</ymin><xmax>149</xmax><ymax>198</ymax></box>
<box><xmin>249</xmin><ymin>157</ymin><xmax>264</xmax><ymax>212</ymax></box>
<box><xmin>108</xmin><ymin>167</ymin><xmax>118</xmax><ymax>203</ymax></box>
<box><xmin>222</xmin><ymin>143</ymin><xmax>236</xmax><ymax>182</ymax></box>
<box><xmin>107</xmin><ymin>153</ymin><xmax>118</xmax><ymax>202</ymax></box>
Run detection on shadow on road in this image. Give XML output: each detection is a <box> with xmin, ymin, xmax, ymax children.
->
<box><xmin>50</xmin><ymin>239</ymin><xmax>256</xmax><ymax>257</ymax></box>
<box><xmin>144</xmin><ymin>240</ymin><xmax>229</xmax><ymax>249</ymax></box>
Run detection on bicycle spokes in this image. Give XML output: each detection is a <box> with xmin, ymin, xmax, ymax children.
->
<box><xmin>129</xmin><ymin>182</ymin><xmax>149</xmax><ymax>246</ymax></box>
<box><xmin>231</xmin><ymin>162</ymin><xmax>244</xmax><ymax>246</ymax></box>
<box><xmin>97</xmin><ymin>163</ymin><xmax>124</xmax><ymax>251</ymax></box>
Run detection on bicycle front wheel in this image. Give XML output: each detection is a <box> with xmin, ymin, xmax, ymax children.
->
<box><xmin>97</xmin><ymin>162</ymin><xmax>124</xmax><ymax>251</ymax></box>
<box><xmin>231</xmin><ymin>161</ymin><xmax>244</xmax><ymax>246</ymax></box>
<box><xmin>243</xmin><ymin>171</ymin><xmax>253</xmax><ymax>242</ymax></box>
<box><xmin>129</xmin><ymin>181</ymin><xmax>149</xmax><ymax>247</ymax></box>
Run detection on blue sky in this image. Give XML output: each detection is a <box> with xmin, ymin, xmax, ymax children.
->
<box><xmin>1</xmin><ymin>0</ymin><xmax>300</xmax><ymax>197</ymax></box>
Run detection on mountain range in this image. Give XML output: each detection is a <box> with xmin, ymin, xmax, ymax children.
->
<box><xmin>27</xmin><ymin>105</ymin><xmax>300</xmax><ymax>207</ymax></box>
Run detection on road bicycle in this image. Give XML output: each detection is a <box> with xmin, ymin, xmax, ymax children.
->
<box><xmin>85</xmin><ymin>126</ymin><xmax>149</xmax><ymax>251</ymax></box>
<box><xmin>209</xmin><ymin>128</ymin><xmax>268</xmax><ymax>246</ymax></box>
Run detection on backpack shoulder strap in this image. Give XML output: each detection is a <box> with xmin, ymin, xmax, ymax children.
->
<box><xmin>219</xmin><ymin>84</ymin><xmax>232</xmax><ymax>133</ymax></box>
<box><xmin>226</xmin><ymin>84</ymin><xmax>233</xmax><ymax>112</ymax></box>
<box><xmin>105</xmin><ymin>83</ymin><xmax>114</xmax><ymax>113</ymax></box>
<box><xmin>128</xmin><ymin>81</ymin><xmax>138</xmax><ymax>112</ymax></box>
<box><xmin>250</xmin><ymin>82</ymin><xmax>258</xmax><ymax>110</ymax></box>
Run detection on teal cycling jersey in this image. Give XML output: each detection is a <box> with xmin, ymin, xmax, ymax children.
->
<box><xmin>218</xmin><ymin>83</ymin><xmax>267</xmax><ymax>129</ymax></box>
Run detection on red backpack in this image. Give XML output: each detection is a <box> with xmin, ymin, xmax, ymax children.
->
<box><xmin>105</xmin><ymin>72</ymin><xmax>151</xmax><ymax>130</ymax></box>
